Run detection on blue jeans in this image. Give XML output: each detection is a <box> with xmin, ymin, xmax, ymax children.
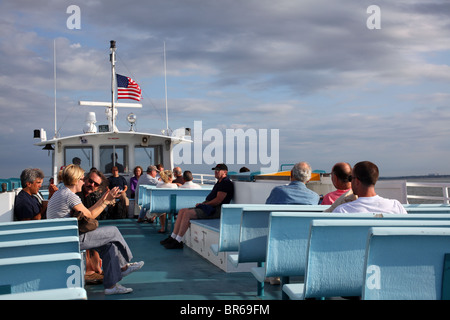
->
<box><xmin>79</xmin><ymin>226</ymin><xmax>133</xmax><ymax>288</ymax></box>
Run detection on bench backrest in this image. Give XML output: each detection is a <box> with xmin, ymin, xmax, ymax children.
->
<box><xmin>362</xmin><ymin>227</ymin><xmax>450</xmax><ymax>300</ymax></box>
<box><xmin>149</xmin><ymin>188</ymin><xmax>212</xmax><ymax>213</ymax></box>
<box><xmin>0</xmin><ymin>252</ymin><xmax>83</xmax><ymax>294</ymax></box>
<box><xmin>301</xmin><ymin>220</ymin><xmax>450</xmax><ymax>299</ymax></box>
<box><xmin>405</xmin><ymin>207</ymin><xmax>450</xmax><ymax>213</ymax></box>
<box><xmin>218</xmin><ymin>204</ymin><xmax>327</xmax><ymax>252</ymax></box>
<box><xmin>241</xmin><ymin>212</ymin><xmax>450</xmax><ymax>265</ymax></box>
<box><xmin>138</xmin><ymin>185</ymin><xmax>157</xmax><ymax>208</ymax></box>
<box><xmin>0</xmin><ymin>236</ymin><xmax>80</xmax><ymax>259</ymax></box>
<box><xmin>239</xmin><ymin>211</ymin><xmax>371</xmax><ymax>264</ymax></box>
<box><xmin>0</xmin><ymin>226</ymin><xmax>79</xmax><ymax>242</ymax></box>
<box><xmin>218</xmin><ymin>203</ymin><xmax>450</xmax><ymax>254</ymax></box>
<box><xmin>265</xmin><ymin>213</ymin><xmax>450</xmax><ymax>279</ymax></box>
<box><xmin>0</xmin><ymin>218</ymin><xmax>78</xmax><ymax>231</ymax></box>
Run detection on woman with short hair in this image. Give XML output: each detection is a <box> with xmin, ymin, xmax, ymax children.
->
<box><xmin>47</xmin><ymin>164</ymin><xmax>144</xmax><ymax>295</ymax></box>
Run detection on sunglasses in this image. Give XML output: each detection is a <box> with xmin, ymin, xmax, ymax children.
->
<box><xmin>88</xmin><ymin>178</ymin><xmax>101</xmax><ymax>187</ymax></box>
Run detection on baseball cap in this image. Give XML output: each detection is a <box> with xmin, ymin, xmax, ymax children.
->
<box><xmin>147</xmin><ymin>165</ymin><xmax>159</xmax><ymax>173</ymax></box>
<box><xmin>212</xmin><ymin>163</ymin><xmax>228</xmax><ymax>171</ymax></box>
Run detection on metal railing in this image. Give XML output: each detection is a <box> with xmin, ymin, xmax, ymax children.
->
<box><xmin>192</xmin><ymin>173</ymin><xmax>216</xmax><ymax>185</ymax></box>
<box><xmin>406</xmin><ymin>182</ymin><xmax>450</xmax><ymax>204</ymax></box>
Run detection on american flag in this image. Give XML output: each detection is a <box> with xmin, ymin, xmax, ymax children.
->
<box><xmin>116</xmin><ymin>74</ymin><xmax>142</xmax><ymax>101</ymax></box>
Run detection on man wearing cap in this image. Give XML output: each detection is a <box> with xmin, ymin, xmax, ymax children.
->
<box><xmin>161</xmin><ymin>163</ymin><xmax>234</xmax><ymax>249</ymax></box>
<box><xmin>136</xmin><ymin>165</ymin><xmax>160</xmax><ymax>222</ymax></box>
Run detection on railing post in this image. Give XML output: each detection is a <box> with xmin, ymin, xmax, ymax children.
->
<box><xmin>444</xmin><ymin>186</ymin><xmax>450</xmax><ymax>204</ymax></box>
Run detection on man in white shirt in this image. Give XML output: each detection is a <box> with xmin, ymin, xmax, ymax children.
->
<box><xmin>179</xmin><ymin>171</ymin><xmax>201</xmax><ymax>189</ymax></box>
<box><xmin>333</xmin><ymin>161</ymin><xmax>407</xmax><ymax>214</ymax></box>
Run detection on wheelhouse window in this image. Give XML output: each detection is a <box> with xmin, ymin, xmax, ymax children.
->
<box><xmin>64</xmin><ymin>147</ymin><xmax>93</xmax><ymax>173</ymax></box>
<box><xmin>134</xmin><ymin>145</ymin><xmax>162</xmax><ymax>170</ymax></box>
<box><xmin>100</xmin><ymin>146</ymin><xmax>128</xmax><ymax>174</ymax></box>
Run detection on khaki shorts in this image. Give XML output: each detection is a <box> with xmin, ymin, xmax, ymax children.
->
<box><xmin>193</xmin><ymin>207</ymin><xmax>221</xmax><ymax>219</ymax></box>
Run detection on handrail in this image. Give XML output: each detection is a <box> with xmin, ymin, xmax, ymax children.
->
<box><xmin>406</xmin><ymin>182</ymin><xmax>450</xmax><ymax>204</ymax></box>
<box><xmin>191</xmin><ymin>173</ymin><xmax>216</xmax><ymax>185</ymax></box>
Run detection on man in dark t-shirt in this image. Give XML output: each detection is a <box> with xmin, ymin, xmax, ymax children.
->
<box><xmin>14</xmin><ymin>168</ymin><xmax>46</xmax><ymax>221</ymax></box>
<box><xmin>107</xmin><ymin>166</ymin><xmax>129</xmax><ymax>219</ymax></box>
<box><xmin>161</xmin><ymin>163</ymin><xmax>234</xmax><ymax>249</ymax></box>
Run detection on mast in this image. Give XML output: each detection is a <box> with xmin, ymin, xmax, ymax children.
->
<box><xmin>53</xmin><ymin>39</ymin><xmax>57</xmax><ymax>138</ymax></box>
<box><xmin>110</xmin><ymin>40</ymin><xmax>117</xmax><ymax>133</ymax></box>
<box><xmin>164</xmin><ymin>41</ymin><xmax>169</xmax><ymax>135</ymax></box>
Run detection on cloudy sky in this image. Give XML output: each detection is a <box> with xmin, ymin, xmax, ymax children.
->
<box><xmin>1</xmin><ymin>0</ymin><xmax>450</xmax><ymax>178</ymax></box>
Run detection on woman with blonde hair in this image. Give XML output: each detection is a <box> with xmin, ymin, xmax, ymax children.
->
<box><xmin>158</xmin><ymin>170</ymin><xmax>178</xmax><ymax>188</ymax></box>
<box><xmin>47</xmin><ymin>164</ymin><xmax>144</xmax><ymax>295</ymax></box>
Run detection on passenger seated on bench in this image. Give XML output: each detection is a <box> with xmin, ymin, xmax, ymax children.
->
<box><xmin>172</xmin><ymin>166</ymin><xmax>185</xmax><ymax>186</ymax></box>
<box><xmin>153</xmin><ymin>170</ymin><xmax>178</xmax><ymax>232</ymax></box>
<box><xmin>47</xmin><ymin>164</ymin><xmax>144</xmax><ymax>295</ymax></box>
<box><xmin>179</xmin><ymin>171</ymin><xmax>201</xmax><ymax>189</ymax></box>
<box><xmin>108</xmin><ymin>166</ymin><xmax>129</xmax><ymax>219</ymax></box>
<box><xmin>265</xmin><ymin>162</ymin><xmax>320</xmax><ymax>205</ymax></box>
<box><xmin>76</xmin><ymin>168</ymin><xmax>108</xmax><ymax>285</ymax></box>
<box><xmin>14</xmin><ymin>168</ymin><xmax>46</xmax><ymax>221</ymax></box>
<box><xmin>129</xmin><ymin>166</ymin><xmax>143</xmax><ymax>199</ymax></box>
<box><xmin>333</xmin><ymin>161</ymin><xmax>407</xmax><ymax>214</ymax></box>
<box><xmin>161</xmin><ymin>163</ymin><xmax>234</xmax><ymax>249</ymax></box>
<box><xmin>322</xmin><ymin>162</ymin><xmax>358</xmax><ymax>212</ymax></box>
<box><xmin>136</xmin><ymin>165</ymin><xmax>160</xmax><ymax>222</ymax></box>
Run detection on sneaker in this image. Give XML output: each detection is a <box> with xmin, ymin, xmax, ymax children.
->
<box><xmin>160</xmin><ymin>236</ymin><xmax>175</xmax><ymax>245</ymax></box>
<box><xmin>164</xmin><ymin>240</ymin><xmax>183</xmax><ymax>249</ymax></box>
<box><xmin>121</xmin><ymin>261</ymin><xmax>144</xmax><ymax>277</ymax></box>
<box><xmin>105</xmin><ymin>284</ymin><xmax>133</xmax><ymax>295</ymax></box>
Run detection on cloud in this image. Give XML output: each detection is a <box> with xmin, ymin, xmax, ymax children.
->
<box><xmin>1</xmin><ymin>0</ymin><xmax>450</xmax><ymax>178</ymax></box>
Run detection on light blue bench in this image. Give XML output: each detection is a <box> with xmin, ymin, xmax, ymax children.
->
<box><xmin>137</xmin><ymin>185</ymin><xmax>157</xmax><ymax>208</ymax></box>
<box><xmin>212</xmin><ymin>204</ymin><xmax>450</xmax><ymax>257</ymax></box>
<box><xmin>362</xmin><ymin>227</ymin><xmax>450</xmax><ymax>300</ymax></box>
<box><xmin>148</xmin><ymin>188</ymin><xmax>213</xmax><ymax>232</ymax></box>
<box><xmin>281</xmin><ymin>219</ymin><xmax>450</xmax><ymax>300</ymax></box>
<box><xmin>149</xmin><ymin>188</ymin><xmax>213</xmax><ymax>213</ymax></box>
<box><xmin>0</xmin><ymin>287</ymin><xmax>87</xmax><ymax>300</ymax></box>
<box><xmin>138</xmin><ymin>185</ymin><xmax>213</xmax><ymax>208</ymax></box>
<box><xmin>252</xmin><ymin>212</ymin><xmax>450</xmax><ymax>297</ymax></box>
<box><xmin>0</xmin><ymin>225</ymin><xmax>79</xmax><ymax>242</ymax></box>
<box><xmin>0</xmin><ymin>236</ymin><xmax>80</xmax><ymax>258</ymax></box>
<box><xmin>0</xmin><ymin>218</ymin><xmax>78</xmax><ymax>231</ymax></box>
<box><xmin>404</xmin><ymin>206</ymin><xmax>450</xmax><ymax>214</ymax></box>
<box><xmin>247</xmin><ymin>212</ymin><xmax>380</xmax><ymax>296</ymax></box>
<box><xmin>0</xmin><ymin>252</ymin><xmax>84</xmax><ymax>294</ymax></box>
<box><xmin>239</xmin><ymin>209</ymin><xmax>450</xmax><ymax>268</ymax></box>
<box><xmin>214</xmin><ymin>204</ymin><xmax>328</xmax><ymax>256</ymax></box>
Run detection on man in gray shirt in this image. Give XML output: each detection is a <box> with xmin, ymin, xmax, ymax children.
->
<box><xmin>136</xmin><ymin>165</ymin><xmax>159</xmax><ymax>222</ymax></box>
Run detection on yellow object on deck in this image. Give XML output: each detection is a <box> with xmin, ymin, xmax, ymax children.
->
<box><xmin>259</xmin><ymin>171</ymin><xmax>321</xmax><ymax>181</ymax></box>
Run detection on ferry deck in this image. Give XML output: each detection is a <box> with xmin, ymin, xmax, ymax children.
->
<box><xmin>85</xmin><ymin>218</ymin><xmax>282</xmax><ymax>301</ymax></box>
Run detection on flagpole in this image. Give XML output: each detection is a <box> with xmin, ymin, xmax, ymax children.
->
<box><xmin>110</xmin><ymin>40</ymin><xmax>117</xmax><ymax>133</ymax></box>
